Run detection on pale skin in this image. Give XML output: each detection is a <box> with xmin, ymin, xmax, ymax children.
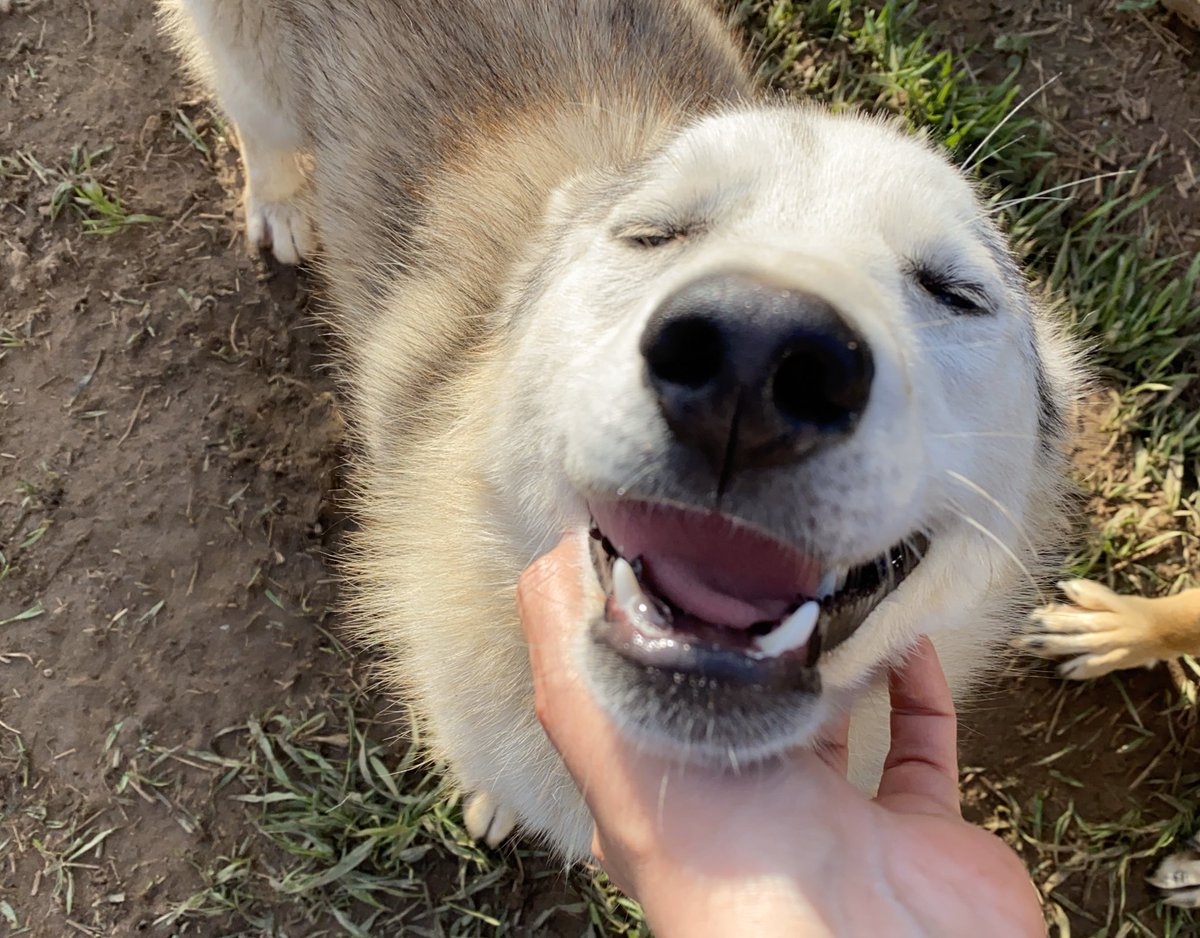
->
<box><xmin>518</xmin><ymin>541</ymin><xmax>1047</xmax><ymax>938</ymax></box>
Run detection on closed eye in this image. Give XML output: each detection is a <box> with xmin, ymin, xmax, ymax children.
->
<box><xmin>913</xmin><ymin>266</ymin><xmax>991</xmax><ymax>315</ymax></box>
<box><xmin>614</xmin><ymin>222</ymin><xmax>694</xmax><ymax>249</ymax></box>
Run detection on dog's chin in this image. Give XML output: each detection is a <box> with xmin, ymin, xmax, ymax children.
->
<box><xmin>579</xmin><ymin>622</ymin><xmax>831</xmax><ymax>764</ymax></box>
<box><xmin>572</xmin><ymin>498</ymin><xmax>928</xmax><ymax>765</ymax></box>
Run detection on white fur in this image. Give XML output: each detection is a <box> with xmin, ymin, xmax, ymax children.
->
<box><xmin>159</xmin><ymin>0</ymin><xmax>315</xmax><ymax>263</ymax></box>
<box><xmin>161</xmin><ymin>0</ymin><xmax>1085</xmax><ymax>861</ymax></box>
<box><xmin>350</xmin><ymin>109</ymin><xmax>1082</xmax><ymax>855</ymax></box>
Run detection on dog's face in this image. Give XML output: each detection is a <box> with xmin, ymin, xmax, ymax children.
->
<box><xmin>492</xmin><ymin>107</ymin><xmax>1073</xmax><ymax>763</ymax></box>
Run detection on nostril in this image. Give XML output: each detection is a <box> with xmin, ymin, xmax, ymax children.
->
<box><xmin>643</xmin><ymin>316</ymin><xmax>725</xmax><ymax>390</ymax></box>
<box><xmin>772</xmin><ymin>335</ymin><xmax>873</xmax><ymax>430</ymax></box>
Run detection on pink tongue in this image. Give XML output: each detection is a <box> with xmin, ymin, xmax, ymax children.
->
<box><xmin>591</xmin><ymin>501</ymin><xmax>821</xmax><ymax>629</ymax></box>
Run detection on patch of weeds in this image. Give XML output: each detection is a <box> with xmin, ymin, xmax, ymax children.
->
<box><xmin>72</xmin><ymin>181</ymin><xmax>163</xmax><ymax>234</ymax></box>
<box><xmin>42</xmin><ymin>144</ymin><xmax>162</xmax><ymax>234</ymax></box>
<box><xmin>163</xmin><ymin>699</ymin><xmax>636</xmax><ymax>936</ymax></box>
<box><xmin>31</xmin><ymin>815</ymin><xmax>120</xmax><ymax>920</ymax></box>
<box><xmin>172</xmin><ymin>108</ymin><xmax>211</xmax><ymax>156</ymax></box>
<box><xmin>964</xmin><ymin>662</ymin><xmax>1200</xmax><ymax>933</ymax></box>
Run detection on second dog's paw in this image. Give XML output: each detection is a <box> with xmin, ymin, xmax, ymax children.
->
<box><xmin>1016</xmin><ymin>579</ymin><xmax>1160</xmax><ymax>679</ymax></box>
<box><xmin>244</xmin><ymin>192</ymin><xmax>315</xmax><ymax>266</ymax></box>
<box><xmin>1147</xmin><ymin>832</ymin><xmax>1200</xmax><ymax>909</ymax></box>
<box><xmin>463</xmin><ymin>789</ymin><xmax>517</xmax><ymax>848</ymax></box>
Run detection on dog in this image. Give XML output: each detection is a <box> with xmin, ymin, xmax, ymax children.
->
<box><xmin>1022</xmin><ymin>580</ymin><xmax>1200</xmax><ymax>907</ymax></box>
<box><xmin>160</xmin><ymin>0</ymin><xmax>1084</xmax><ymax>860</ymax></box>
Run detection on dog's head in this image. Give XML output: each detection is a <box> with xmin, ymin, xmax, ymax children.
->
<box><xmin>491</xmin><ymin>106</ymin><xmax>1080</xmax><ymax>763</ymax></box>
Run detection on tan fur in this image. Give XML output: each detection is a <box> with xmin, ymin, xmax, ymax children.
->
<box><xmin>162</xmin><ymin>0</ymin><xmax>1086</xmax><ymax>860</ymax></box>
<box><xmin>1022</xmin><ymin>576</ymin><xmax>1200</xmax><ymax>906</ymax></box>
<box><xmin>1023</xmin><ymin>579</ymin><xmax>1200</xmax><ymax>678</ymax></box>
<box><xmin>1140</xmin><ymin>589</ymin><xmax>1200</xmax><ymax>654</ymax></box>
<box><xmin>160</xmin><ymin>0</ymin><xmax>756</xmax><ymax>855</ymax></box>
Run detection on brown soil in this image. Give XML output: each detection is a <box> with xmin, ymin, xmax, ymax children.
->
<box><xmin>927</xmin><ymin>0</ymin><xmax>1200</xmax><ymax>251</ymax></box>
<box><xmin>0</xmin><ymin>1</ymin><xmax>1196</xmax><ymax>936</ymax></box>
<box><xmin>2</xmin><ymin>2</ymin><xmax>345</xmax><ymax>932</ymax></box>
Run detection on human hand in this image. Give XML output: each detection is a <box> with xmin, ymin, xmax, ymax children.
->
<box><xmin>518</xmin><ymin>536</ymin><xmax>1046</xmax><ymax>938</ymax></box>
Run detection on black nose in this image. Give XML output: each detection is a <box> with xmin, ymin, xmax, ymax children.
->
<box><xmin>640</xmin><ymin>271</ymin><xmax>874</xmax><ymax>476</ymax></box>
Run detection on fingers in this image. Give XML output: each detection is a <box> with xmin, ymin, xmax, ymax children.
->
<box><xmin>876</xmin><ymin>637</ymin><xmax>961</xmax><ymax>817</ymax></box>
<box><xmin>815</xmin><ymin>711</ymin><xmax>851</xmax><ymax>777</ymax></box>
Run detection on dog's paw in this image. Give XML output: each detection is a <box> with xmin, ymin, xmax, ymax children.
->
<box><xmin>463</xmin><ymin>789</ymin><xmax>517</xmax><ymax>848</ymax></box>
<box><xmin>1147</xmin><ymin>832</ymin><xmax>1200</xmax><ymax>909</ymax></box>
<box><xmin>234</xmin><ymin>131</ymin><xmax>315</xmax><ymax>266</ymax></box>
<box><xmin>244</xmin><ymin>189</ymin><xmax>315</xmax><ymax>266</ymax></box>
<box><xmin>1016</xmin><ymin>579</ymin><xmax>1160</xmax><ymax>680</ymax></box>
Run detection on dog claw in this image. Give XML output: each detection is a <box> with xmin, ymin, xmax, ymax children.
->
<box><xmin>463</xmin><ymin>789</ymin><xmax>517</xmax><ymax>848</ymax></box>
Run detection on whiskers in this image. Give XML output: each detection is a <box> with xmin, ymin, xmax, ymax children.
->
<box><xmin>964</xmin><ymin>75</ymin><xmax>1058</xmax><ymax>174</ymax></box>
<box><xmin>989</xmin><ymin>169</ymin><xmax>1133</xmax><ymax>214</ymax></box>
<box><xmin>942</xmin><ymin>469</ymin><xmax>1049</xmax><ymax>604</ymax></box>
<box><xmin>604</xmin><ymin>448</ymin><xmax>670</xmax><ymax>502</ymax></box>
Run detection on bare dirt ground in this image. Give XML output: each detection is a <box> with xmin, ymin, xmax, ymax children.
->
<box><xmin>0</xmin><ymin>1</ymin><xmax>1197</xmax><ymax>936</ymax></box>
<box><xmin>2</xmin><ymin>3</ymin><xmax>348</xmax><ymax>932</ymax></box>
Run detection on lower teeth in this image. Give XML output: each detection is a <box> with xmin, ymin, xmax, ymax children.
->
<box><xmin>611</xmin><ymin>554</ymin><xmax>821</xmax><ymax>660</ymax></box>
<box><xmin>612</xmin><ymin>556</ymin><xmax>669</xmax><ymax>634</ymax></box>
<box><xmin>751</xmin><ymin>600</ymin><xmax>820</xmax><ymax>659</ymax></box>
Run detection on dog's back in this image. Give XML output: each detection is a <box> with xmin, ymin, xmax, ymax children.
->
<box><xmin>275</xmin><ymin>2</ymin><xmax>748</xmax><ymax>329</ymax></box>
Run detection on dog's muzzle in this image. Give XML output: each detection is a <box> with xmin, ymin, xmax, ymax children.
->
<box><xmin>588</xmin><ymin>500</ymin><xmax>927</xmax><ymax>692</ymax></box>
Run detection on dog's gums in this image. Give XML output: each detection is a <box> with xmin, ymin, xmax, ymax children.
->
<box><xmin>588</xmin><ymin>503</ymin><xmax>928</xmax><ymax>689</ymax></box>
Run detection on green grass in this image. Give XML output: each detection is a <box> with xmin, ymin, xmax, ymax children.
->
<box><xmin>157</xmin><ymin>698</ymin><xmax>645</xmax><ymax>936</ymax></box>
<box><xmin>18</xmin><ymin>143</ymin><xmax>163</xmax><ymax>234</ymax></box>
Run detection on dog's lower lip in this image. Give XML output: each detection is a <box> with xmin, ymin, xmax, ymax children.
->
<box><xmin>589</xmin><ymin>517</ymin><xmax>927</xmax><ymax>686</ymax></box>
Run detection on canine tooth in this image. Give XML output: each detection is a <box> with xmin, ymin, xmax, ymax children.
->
<box><xmin>612</xmin><ymin>557</ymin><xmax>641</xmax><ymax>609</ymax></box>
<box><xmin>755</xmin><ymin>601</ymin><xmax>820</xmax><ymax>658</ymax></box>
<box><xmin>816</xmin><ymin>570</ymin><xmax>838</xmax><ymax>600</ymax></box>
<box><xmin>612</xmin><ymin>556</ymin><xmax>667</xmax><ymax>630</ymax></box>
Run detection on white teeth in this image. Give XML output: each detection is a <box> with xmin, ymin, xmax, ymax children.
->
<box><xmin>816</xmin><ymin>570</ymin><xmax>838</xmax><ymax>601</ymax></box>
<box><xmin>753</xmin><ymin>600</ymin><xmax>820</xmax><ymax>659</ymax></box>
<box><xmin>612</xmin><ymin>556</ymin><xmax>668</xmax><ymax>631</ymax></box>
<box><xmin>612</xmin><ymin>556</ymin><xmax>641</xmax><ymax>609</ymax></box>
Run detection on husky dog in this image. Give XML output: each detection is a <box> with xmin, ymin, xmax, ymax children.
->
<box><xmin>1022</xmin><ymin>582</ymin><xmax>1200</xmax><ymax>907</ymax></box>
<box><xmin>161</xmin><ymin>0</ymin><xmax>1083</xmax><ymax>859</ymax></box>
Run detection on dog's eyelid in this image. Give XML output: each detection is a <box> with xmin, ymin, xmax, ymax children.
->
<box><xmin>612</xmin><ymin>220</ymin><xmax>700</xmax><ymax>248</ymax></box>
<box><xmin>910</xmin><ymin>262</ymin><xmax>995</xmax><ymax>315</ymax></box>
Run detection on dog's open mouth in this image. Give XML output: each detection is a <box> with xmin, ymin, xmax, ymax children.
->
<box><xmin>589</xmin><ymin>501</ymin><xmax>928</xmax><ymax>690</ymax></box>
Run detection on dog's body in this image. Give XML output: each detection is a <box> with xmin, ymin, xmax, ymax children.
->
<box><xmin>162</xmin><ymin>0</ymin><xmax>1084</xmax><ymax>861</ymax></box>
